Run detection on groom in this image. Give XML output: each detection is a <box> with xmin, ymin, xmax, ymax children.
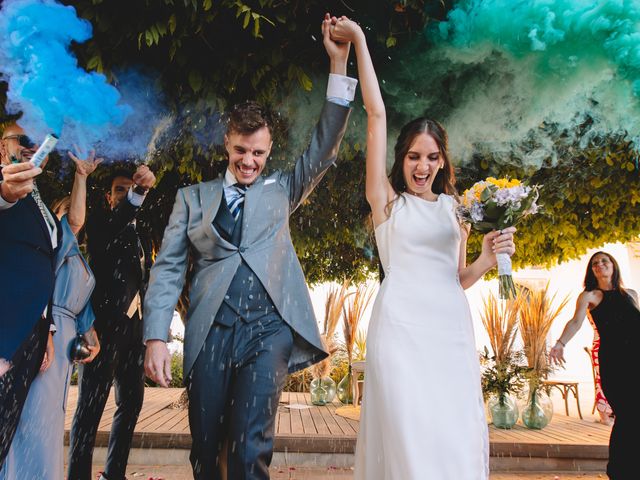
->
<box><xmin>143</xmin><ymin>14</ymin><xmax>356</xmax><ymax>479</ymax></box>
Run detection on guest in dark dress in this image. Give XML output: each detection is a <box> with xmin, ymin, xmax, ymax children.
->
<box><xmin>550</xmin><ymin>251</ymin><xmax>640</xmax><ymax>480</ymax></box>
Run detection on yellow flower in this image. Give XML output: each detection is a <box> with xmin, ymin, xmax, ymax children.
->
<box><xmin>473</xmin><ymin>182</ymin><xmax>487</xmax><ymax>200</ymax></box>
<box><xmin>461</xmin><ymin>186</ymin><xmax>479</xmax><ymax>207</ymax></box>
<box><xmin>486</xmin><ymin>177</ymin><xmax>506</xmax><ymax>188</ymax></box>
<box><xmin>486</xmin><ymin>177</ymin><xmax>522</xmax><ymax>190</ymax></box>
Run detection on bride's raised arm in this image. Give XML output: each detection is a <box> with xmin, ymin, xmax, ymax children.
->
<box><xmin>330</xmin><ymin>18</ymin><xmax>393</xmax><ymax>227</ymax></box>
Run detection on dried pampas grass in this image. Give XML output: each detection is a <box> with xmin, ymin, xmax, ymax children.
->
<box><xmin>310</xmin><ymin>279</ymin><xmax>350</xmax><ymax>379</ymax></box>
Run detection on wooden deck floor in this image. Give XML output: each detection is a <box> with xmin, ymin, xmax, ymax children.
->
<box><xmin>64</xmin><ymin>387</ymin><xmax>611</xmax><ymax>469</ymax></box>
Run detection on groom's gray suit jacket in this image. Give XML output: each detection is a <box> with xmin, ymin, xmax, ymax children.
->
<box><xmin>143</xmin><ymin>101</ymin><xmax>351</xmax><ymax>376</ymax></box>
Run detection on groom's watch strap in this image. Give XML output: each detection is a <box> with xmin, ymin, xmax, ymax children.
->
<box><xmin>127</xmin><ymin>186</ymin><xmax>147</xmax><ymax>207</ymax></box>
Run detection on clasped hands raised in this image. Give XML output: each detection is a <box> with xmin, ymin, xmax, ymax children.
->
<box><xmin>326</xmin><ymin>14</ymin><xmax>364</xmax><ymax>45</ymax></box>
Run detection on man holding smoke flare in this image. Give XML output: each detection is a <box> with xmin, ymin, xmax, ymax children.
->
<box><xmin>0</xmin><ymin>121</ymin><xmax>60</xmax><ymax>469</ymax></box>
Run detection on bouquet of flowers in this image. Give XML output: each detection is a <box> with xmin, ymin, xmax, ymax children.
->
<box><xmin>458</xmin><ymin>177</ymin><xmax>540</xmax><ymax>299</ymax></box>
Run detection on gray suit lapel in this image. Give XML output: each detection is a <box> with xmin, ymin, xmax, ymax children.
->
<box><xmin>240</xmin><ymin>176</ymin><xmax>264</xmax><ymax>242</ymax></box>
<box><xmin>200</xmin><ymin>179</ymin><xmax>226</xmax><ymax>244</ymax></box>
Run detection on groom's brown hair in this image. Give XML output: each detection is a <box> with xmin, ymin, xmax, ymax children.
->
<box><xmin>227</xmin><ymin>101</ymin><xmax>274</xmax><ymax>137</ymax></box>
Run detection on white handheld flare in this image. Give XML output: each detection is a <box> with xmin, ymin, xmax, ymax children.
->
<box><xmin>30</xmin><ymin>134</ymin><xmax>59</xmax><ymax>168</ymax></box>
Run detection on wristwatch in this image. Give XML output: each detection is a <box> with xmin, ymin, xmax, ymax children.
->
<box><xmin>133</xmin><ymin>184</ymin><xmax>148</xmax><ymax>195</ymax></box>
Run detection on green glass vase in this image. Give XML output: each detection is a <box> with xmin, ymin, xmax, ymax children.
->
<box><xmin>337</xmin><ymin>366</ymin><xmax>353</xmax><ymax>405</ymax></box>
<box><xmin>488</xmin><ymin>393</ymin><xmax>519</xmax><ymax>429</ymax></box>
<box><xmin>310</xmin><ymin>377</ymin><xmax>337</xmax><ymax>406</ymax></box>
<box><xmin>521</xmin><ymin>387</ymin><xmax>553</xmax><ymax>429</ymax></box>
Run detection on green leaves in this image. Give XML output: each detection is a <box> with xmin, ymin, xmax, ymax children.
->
<box><xmin>86</xmin><ymin>55</ymin><xmax>103</xmax><ymax>72</ymax></box>
<box><xmin>480</xmin><ymin>350</ymin><xmax>528</xmax><ymax>401</ymax></box>
<box><xmin>188</xmin><ymin>70</ymin><xmax>203</xmax><ymax>93</ymax></box>
<box><xmin>287</xmin><ymin>65</ymin><xmax>313</xmax><ymax>92</ymax></box>
<box><xmin>139</xmin><ymin>22</ymin><xmax>170</xmax><ymax>48</ymax></box>
<box><xmin>234</xmin><ymin>0</ymin><xmax>275</xmax><ymax>38</ymax></box>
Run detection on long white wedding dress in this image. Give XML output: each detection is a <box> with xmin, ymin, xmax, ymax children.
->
<box><xmin>354</xmin><ymin>193</ymin><xmax>489</xmax><ymax>480</ymax></box>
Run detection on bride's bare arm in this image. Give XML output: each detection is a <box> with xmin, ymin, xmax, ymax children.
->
<box><xmin>331</xmin><ymin>18</ymin><xmax>393</xmax><ymax>227</ymax></box>
<box><xmin>458</xmin><ymin>226</ymin><xmax>516</xmax><ymax>289</ymax></box>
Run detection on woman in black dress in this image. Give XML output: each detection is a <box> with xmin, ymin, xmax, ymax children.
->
<box><xmin>550</xmin><ymin>251</ymin><xmax>639</xmax><ymax>479</ymax></box>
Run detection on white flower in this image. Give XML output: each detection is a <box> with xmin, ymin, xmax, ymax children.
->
<box><xmin>471</xmin><ymin>202</ymin><xmax>484</xmax><ymax>222</ymax></box>
<box><xmin>494</xmin><ymin>185</ymin><xmax>531</xmax><ymax>206</ymax></box>
<box><xmin>524</xmin><ymin>202</ymin><xmax>539</xmax><ymax>215</ymax></box>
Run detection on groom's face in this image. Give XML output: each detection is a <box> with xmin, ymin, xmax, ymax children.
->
<box><xmin>225</xmin><ymin>126</ymin><xmax>272</xmax><ymax>186</ymax></box>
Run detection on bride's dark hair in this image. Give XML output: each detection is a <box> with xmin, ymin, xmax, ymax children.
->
<box><xmin>386</xmin><ymin>117</ymin><xmax>457</xmax><ymax>215</ymax></box>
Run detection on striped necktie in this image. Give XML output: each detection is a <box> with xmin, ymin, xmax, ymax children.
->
<box><xmin>225</xmin><ymin>183</ymin><xmax>247</xmax><ymax>221</ymax></box>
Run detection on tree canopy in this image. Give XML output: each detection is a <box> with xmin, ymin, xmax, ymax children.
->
<box><xmin>2</xmin><ymin>0</ymin><xmax>638</xmax><ymax>284</ymax></box>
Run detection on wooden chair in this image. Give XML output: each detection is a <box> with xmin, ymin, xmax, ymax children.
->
<box><xmin>542</xmin><ymin>379</ymin><xmax>583</xmax><ymax>419</ymax></box>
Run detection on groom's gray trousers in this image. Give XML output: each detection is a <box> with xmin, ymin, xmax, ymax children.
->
<box><xmin>187</xmin><ymin>308</ymin><xmax>293</xmax><ymax>480</ymax></box>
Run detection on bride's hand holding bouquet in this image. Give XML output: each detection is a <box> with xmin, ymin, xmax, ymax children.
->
<box><xmin>458</xmin><ymin>177</ymin><xmax>540</xmax><ymax>299</ymax></box>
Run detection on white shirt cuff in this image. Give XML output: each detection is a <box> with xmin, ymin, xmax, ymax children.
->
<box><xmin>0</xmin><ymin>182</ymin><xmax>17</xmax><ymax>210</ymax></box>
<box><xmin>127</xmin><ymin>187</ymin><xmax>146</xmax><ymax>207</ymax></box>
<box><xmin>326</xmin><ymin>73</ymin><xmax>357</xmax><ymax>102</ymax></box>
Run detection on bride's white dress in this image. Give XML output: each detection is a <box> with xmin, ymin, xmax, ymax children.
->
<box><xmin>354</xmin><ymin>193</ymin><xmax>489</xmax><ymax>480</ymax></box>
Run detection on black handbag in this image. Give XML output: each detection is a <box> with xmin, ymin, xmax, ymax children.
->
<box><xmin>69</xmin><ymin>334</ymin><xmax>91</xmax><ymax>362</ymax></box>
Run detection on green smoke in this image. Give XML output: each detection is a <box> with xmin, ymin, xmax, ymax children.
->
<box><xmin>380</xmin><ymin>0</ymin><xmax>640</xmax><ymax>166</ymax></box>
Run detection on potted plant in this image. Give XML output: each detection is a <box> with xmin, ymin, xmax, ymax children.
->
<box><xmin>309</xmin><ymin>280</ymin><xmax>350</xmax><ymax>405</ymax></box>
<box><xmin>518</xmin><ymin>284</ymin><xmax>569</xmax><ymax>429</ymax></box>
<box><xmin>337</xmin><ymin>283</ymin><xmax>374</xmax><ymax>404</ymax></box>
<box><xmin>479</xmin><ymin>292</ymin><xmax>526</xmax><ymax>429</ymax></box>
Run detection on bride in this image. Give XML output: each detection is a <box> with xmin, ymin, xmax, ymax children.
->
<box><xmin>330</xmin><ymin>17</ymin><xmax>516</xmax><ymax>479</ymax></box>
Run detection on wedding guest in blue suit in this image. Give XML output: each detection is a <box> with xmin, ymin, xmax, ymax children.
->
<box><xmin>0</xmin><ymin>122</ymin><xmax>60</xmax><ymax>468</ymax></box>
<box><xmin>0</xmin><ymin>149</ymin><xmax>102</xmax><ymax>480</ymax></box>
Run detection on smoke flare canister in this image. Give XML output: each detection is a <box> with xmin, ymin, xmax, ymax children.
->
<box><xmin>30</xmin><ymin>134</ymin><xmax>59</xmax><ymax>168</ymax></box>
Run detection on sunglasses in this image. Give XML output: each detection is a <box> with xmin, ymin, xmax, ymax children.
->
<box><xmin>2</xmin><ymin>134</ymin><xmax>36</xmax><ymax>149</ymax></box>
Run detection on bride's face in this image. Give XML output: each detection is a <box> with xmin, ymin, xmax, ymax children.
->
<box><xmin>402</xmin><ymin>132</ymin><xmax>443</xmax><ymax>199</ymax></box>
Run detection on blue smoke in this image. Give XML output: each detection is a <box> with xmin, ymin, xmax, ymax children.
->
<box><xmin>102</xmin><ymin>69</ymin><xmax>169</xmax><ymax>161</ymax></box>
<box><xmin>0</xmin><ymin>0</ymin><xmax>166</xmax><ymax>160</ymax></box>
